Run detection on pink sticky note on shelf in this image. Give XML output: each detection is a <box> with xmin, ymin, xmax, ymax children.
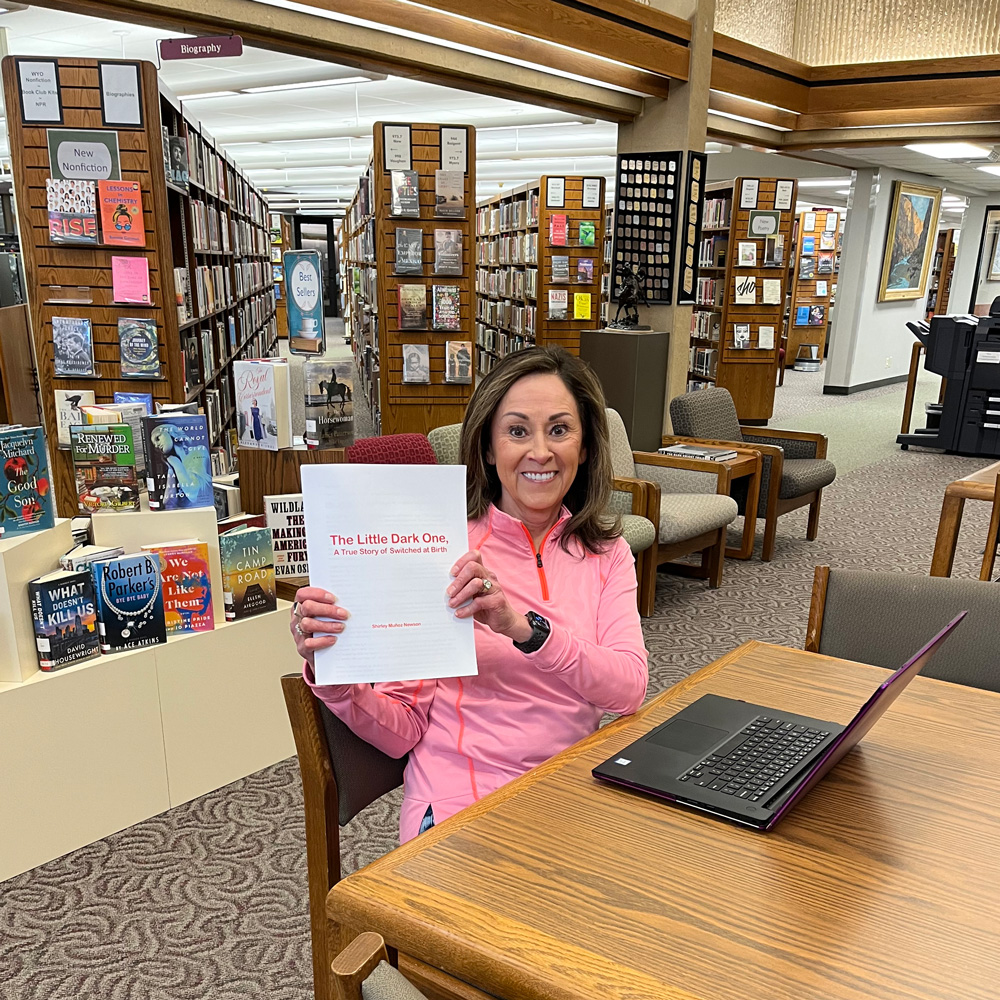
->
<box><xmin>112</xmin><ymin>255</ymin><xmax>150</xmax><ymax>304</ymax></box>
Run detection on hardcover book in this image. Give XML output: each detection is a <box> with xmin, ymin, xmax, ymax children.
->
<box><xmin>763</xmin><ymin>234</ymin><xmax>785</xmax><ymax>267</ymax></box>
<box><xmin>394</xmin><ymin>228</ymin><xmax>424</xmax><ymax>275</ymax></box>
<box><xmin>551</xmin><ymin>255</ymin><xmax>570</xmax><ymax>283</ymax></box>
<box><xmin>91</xmin><ymin>553</ymin><xmax>167</xmax><ymax>652</ymax></box>
<box><xmin>219</xmin><ymin>526</ymin><xmax>277</xmax><ymax>621</ymax></box>
<box><xmin>795</xmin><ymin>305</ymin><xmax>810</xmax><ymax>326</ymax></box>
<box><xmin>114</xmin><ymin>391</ymin><xmax>153</xmax><ymax>414</ymax></box>
<box><xmin>181</xmin><ymin>329</ymin><xmax>201</xmax><ymax>394</ymax></box>
<box><xmin>401</xmin><ymin>344</ymin><xmax>430</xmax><ymax>384</ymax></box>
<box><xmin>167</xmin><ymin>136</ymin><xmax>190</xmax><ymax>193</ymax></box>
<box><xmin>578</xmin><ymin>220</ymin><xmax>596</xmax><ymax>247</ymax></box>
<box><xmin>549</xmin><ymin>214</ymin><xmax>568</xmax><ymax>246</ymax></box>
<box><xmin>59</xmin><ymin>543</ymin><xmax>124</xmax><ymax>572</ymax></box>
<box><xmin>142</xmin><ymin>413</ymin><xmax>213</xmax><ymax>509</ymax></box>
<box><xmin>233</xmin><ymin>359</ymin><xmax>293</xmax><ymax>451</ymax></box>
<box><xmin>445</xmin><ymin>340</ymin><xmax>473</xmax><ymax>385</ymax></box>
<box><xmin>799</xmin><ymin>257</ymin><xmax>816</xmax><ymax>280</ymax></box>
<box><xmin>264</xmin><ymin>493</ymin><xmax>308</xmax><ymax>578</ymax></box>
<box><xmin>808</xmin><ymin>305</ymin><xmax>827</xmax><ymax>326</ymax></box>
<box><xmin>118</xmin><ymin>318</ymin><xmax>161</xmax><ymax>377</ymax></box>
<box><xmin>432</xmin><ymin>284</ymin><xmax>462</xmax><ymax>331</ymax></box>
<box><xmin>0</xmin><ymin>426</ymin><xmax>55</xmax><ymax>536</ymax></box>
<box><xmin>390</xmin><ymin>169</ymin><xmax>420</xmax><ymax>217</ymax></box>
<box><xmin>98</xmin><ymin>180</ymin><xmax>145</xmax><ymax>248</ymax></box>
<box><xmin>29</xmin><ymin>569</ymin><xmax>100</xmax><ymax>671</ymax></box>
<box><xmin>52</xmin><ymin>316</ymin><xmax>95</xmax><ymax>376</ymax></box>
<box><xmin>140</xmin><ymin>540</ymin><xmax>214</xmax><ymax>634</ymax></box>
<box><xmin>46</xmin><ymin>178</ymin><xmax>97</xmax><ymax>245</ymax></box>
<box><xmin>802</xmin><ymin>236</ymin><xmax>815</xmax><ymax>255</ymax></box>
<box><xmin>174</xmin><ymin>267</ymin><xmax>192</xmax><ymax>323</ymax></box>
<box><xmin>548</xmin><ymin>289</ymin><xmax>568</xmax><ymax>320</ymax></box>
<box><xmin>54</xmin><ymin>388</ymin><xmax>96</xmax><ymax>447</ymax></box>
<box><xmin>83</xmin><ymin>402</ymin><xmax>148</xmax><ymax>477</ymax></box>
<box><xmin>576</xmin><ymin>258</ymin><xmax>594</xmax><ymax>283</ymax></box>
<box><xmin>434</xmin><ymin>170</ymin><xmax>465</xmax><ymax>218</ymax></box>
<box><xmin>433</xmin><ymin>229</ymin><xmax>462</xmax><ymax>275</ymax></box>
<box><xmin>69</xmin><ymin>423</ymin><xmax>140</xmax><ymax>513</ymax></box>
<box><xmin>820</xmin><ymin>232</ymin><xmax>836</xmax><ymax>251</ymax></box>
<box><xmin>817</xmin><ymin>252</ymin><xmax>835</xmax><ymax>274</ymax></box>
<box><xmin>398</xmin><ymin>284</ymin><xmax>428</xmax><ymax>330</ymax></box>
<box><xmin>214</xmin><ymin>482</ymin><xmax>242</xmax><ymax>521</ymax></box>
<box><xmin>303</xmin><ymin>357</ymin><xmax>354</xmax><ymax>449</ymax></box>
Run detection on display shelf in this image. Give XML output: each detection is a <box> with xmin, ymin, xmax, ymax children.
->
<box><xmin>786</xmin><ymin>208</ymin><xmax>841</xmax><ymax>368</ymax></box>
<box><xmin>926</xmin><ymin>228</ymin><xmax>958</xmax><ymax>320</ymax></box>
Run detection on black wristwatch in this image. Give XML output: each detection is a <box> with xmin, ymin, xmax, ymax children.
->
<box><xmin>513</xmin><ymin>611</ymin><xmax>551</xmax><ymax>653</ymax></box>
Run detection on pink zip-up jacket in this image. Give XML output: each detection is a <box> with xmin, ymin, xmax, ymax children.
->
<box><xmin>303</xmin><ymin>504</ymin><xmax>648</xmax><ymax>843</ymax></box>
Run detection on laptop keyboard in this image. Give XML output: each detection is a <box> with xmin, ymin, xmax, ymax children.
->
<box><xmin>678</xmin><ymin>716</ymin><xmax>831</xmax><ymax>803</ymax></box>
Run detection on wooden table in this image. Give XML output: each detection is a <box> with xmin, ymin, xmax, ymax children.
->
<box><xmin>930</xmin><ymin>459</ymin><xmax>1000</xmax><ymax>576</ymax></box>
<box><xmin>328</xmin><ymin>641</ymin><xmax>1000</xmax><ymax>1000</ymax></box>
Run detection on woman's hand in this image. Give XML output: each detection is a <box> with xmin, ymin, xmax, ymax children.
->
<box><xmin>447</xmin><ymin>550</ymin><xmax>532</xmax><ymax>643</ymax></box>
<box><xmin>291</xmin><ymin>586</ymin><xmax>350</xmax><ymax>669</ymax></box>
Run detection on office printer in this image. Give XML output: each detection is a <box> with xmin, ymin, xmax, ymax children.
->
<box><xmin>897</xmin><ymin>298</ymin><xmax>1000</xmax><ymax>457</ymax></box>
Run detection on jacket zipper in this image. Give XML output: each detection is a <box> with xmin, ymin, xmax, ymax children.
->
<box><xmin>519</xmin><ymin>523</ymin><xmax>557</xmax><ymax>602</ymax></box>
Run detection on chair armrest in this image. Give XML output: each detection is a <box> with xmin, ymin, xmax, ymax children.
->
<box><xmin>738</xmin><ymin>425</ymin><xmax>828</xmax><ymax>460</ymax></box>
<box><xmin>331</xmin><ymin>932</ymin><xmax>389</xmax><ymax>999</ymax></box>
<box><xmin>633</xmin><ymin>450</ymin><xmax>733</xmax><ymax>494</ymax></box>
<box><xmin>612</xmin><ymin>475</ymin><xmax>650</xmax><ymax>517</ymax></box>
<box><xmin>660</xmin><ymin>433</ymin><xmax>746</xmax><ymax>451</ymax></box>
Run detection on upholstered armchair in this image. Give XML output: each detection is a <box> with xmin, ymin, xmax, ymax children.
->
<box><xmin>668</xmin><ymin>387</ymin><xmax>836</xmax><ymax>562</ymax></box>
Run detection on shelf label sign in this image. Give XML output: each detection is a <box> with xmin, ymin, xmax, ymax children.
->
<box><xmin>46</xmin><ymin>128</ymin><xmax>121</xmax><ymax>181</ymax></box>
<box><xmin>284</xmin><ymin>250</ymin><xmax>326</xmax><ymax>356</ymax></box>
<box><xmin>159</xmin><ymin>35</ymin><xmax>244</xmax><ymax>60</ymax></box>
<box><xmin>17</xmin><ymin>59</ymin><xmax>62</xmax><ymax>123</ymax></box>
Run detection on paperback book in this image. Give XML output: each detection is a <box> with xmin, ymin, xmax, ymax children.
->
<box><xmin>142</xmin><ymin>412</ymin><xmax>213</xmax><ymax>509</ymax></box>
<box><xmin>549</xmin><ymin>214</ymin><xmax>568</xmax><ymax>246</ymax></box>
<box><xmin>219</xmin><ymin>526</ymin><xmax>277</xmax><ymax>621</ymax></box>
<box><xmin>46</xmin><ymin>178</ymin><xmax>97</xmax><ymax>245</ymax></box>
<box><xmin>390</xmin><ymin>169</ymin><xmax>420</xmax><ymax>217</ymax></box>
<box><xmin>432</xmin><ymin>285</ymin><xmax>462</xmax><ymax>331</ymax></box>
<box><xmin>817</xmin><ymin>252</ymin><xmax>835</xmax><ymax>274</ymax></box>
<box><xmin>54</xmin><ymin>388</ymin><xmax>95</xmax><ymax>447</ymax></box>
<box><xmin>52</xmin><ymin>316</ymin><xmax>95</xmax><ymax>376</ymax></box>
<box><xmin>303</xmin><ymin>357</ymin><xmax>354</xmax><ymax>449</ymax></box>
<box><xmin>548</xmin><ymin>289</ymin><xmax>569</xmax><ymax>321</ymax></box>
<box><xmin>808</xmin><ymin>305</ymin><xmax>827</xmax><ymax>326</ymax></box>
<box><xmin>799</xmin><ymin>257</ymin><xmax>816</xmax><ymax>280</ymax></box>
<box><xmin>140</xmin><ymin>540</ymin><xmax>214</xmax><ymax>634</ymax></box>
<box><xmin>397</xmin><ymin>284</ymin><xmax>427</xmax><ymax>330</ymax></box>
<box><xmin>394</xmin><ymin>228</ymin><xmax>424</xmax><ymax>275</ymax></box>
<box><xmin>551</xmin><ymin>255</ymin><xmax>570</xmax><ymax>283</ymax></box>
<box><xmin>98</xmin><ymin>180</ymin><xmax>145</xmax><ymax>248</ymax></box>
<box><xmin>167</xmin><ymin>136</ymin><xmax>190</xmax><ymax>192</ymax></box>
<box><xmin>214</xmin><ymin>482</ymin><xmax>242</xmax><ymax>521</ymax></box>
<box><xmin>445</xmin><ymin>340</ymin><xmax>472</xmax><ymax>384</ymax></box>
<box><xmin>434</xmin><ymin>170</ymin><xmax>464</xmax><ymax>218</ymax></box>
<box><xmin>573</xmin><ymin>292</ymin><xmax>592</xmax><ymax>320</ymax></box>
<box><xmin>433</xmin><ymin>229</ymin><xmax>462</xmax><ymax>275</ymax></box>
<box><xmin>578</xmin><ymin>220</ymin><xmax>596</xmax><ymax>247</ymax></box>
<box><xmin>69</xmin><ymin>423</ymin><xmax>140</xmax><ymax>513</ymax></box>
<box><xmin>0</xmin><ymin>426</ymin><xmax>55</xmax><ymax>536</ymax></box>
<box><xmin>174</xmin><ymin>267</ymin><xmax>193</xmax><ymax>323</ymax></box>
<box><xmin>29</xmin><ymin>569</ymin><xmax>100</xmax><ymax>670</ymax></box>
<box><xmin>264</xmin><ymin>493</ymin><xmax>308</xmax><ymax>578</ymax></box>
<box><xmin>118</xmin><ymin>318</ymin><xmax>161</xmax><ymax>377</ymax></box>
<box><xmin>576</xmin><ymin>259</ymin><xmax>594</xmax><ymax>283</ymax></box>
<box><xmin>91</xmin><ymin>553</ymin><xmax>167</xmax><ymax>652</ymax></box>
<box><xmin>763</xmin><ymin>234</ymin><xmax>785</xmax><ymax>267</ymax></box>
<box><xmin>233</xmin><ymin>359</ymin><xmax>293</xmax><ymax>451</ymax></box>
<box><xmin>795</xmin><ymin>305</ymin><xmax>810</xmax><ymax>326</ymax></box>
<box><xmin>402</xmin><ymin>344</ymin><xmax>430</xmax><ymax>383</ymax></box>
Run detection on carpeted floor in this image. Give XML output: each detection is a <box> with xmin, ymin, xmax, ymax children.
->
<box><xmin>1</xmin><ymin>364</ymin><xmax>993</xmax><ymax>1000</ymax></box>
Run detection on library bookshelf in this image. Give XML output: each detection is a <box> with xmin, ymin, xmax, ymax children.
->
<box><xmin>786</xmin><ymin>208</ymin><xmax>842</xmax><ymax>367</ymax></box>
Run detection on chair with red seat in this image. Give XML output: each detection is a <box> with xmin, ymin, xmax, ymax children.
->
<box><xmin>344</xmin><ymin>433</ymin><xmax>437</xmax><ymax>465</ymax></box>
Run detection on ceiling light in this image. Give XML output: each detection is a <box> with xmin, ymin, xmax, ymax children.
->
<box><xmin>181</xmin><ymin>90</ymin><xmax>240</xmax><ymax>100</ymax></box>
<box><xmin>797</xmin><ymin>179</ymin><xmax>852</xmax><ymax>189</ymax></box>
<box><xmin>478</xmin><ymin>119</ymin><xmax>595</xmax><ymax>132</ymax></box>
<box><xmin>242</xmin><ymin>76</ymin><xmax>376</xmax><ymax>94</ymax></box>
<box><xmin>979</xmin><ymin>165</ymin><xmax>1000</xmax><ymax>176</ymax></box>
<box><xmin>836</xmin><ymin>189</ymin><xmax>851</xmax><ymax>195</ymax></box>
<box><xmin>905</xmin><ymin>142</ymin><xmax>991</xmax><ymax>159</ymax></box>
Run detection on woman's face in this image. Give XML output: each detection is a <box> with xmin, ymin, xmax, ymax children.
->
<box><xmin>487</xmin><ymin>373</ymin><xmax>587</xmax><ymax>526</ymax></box>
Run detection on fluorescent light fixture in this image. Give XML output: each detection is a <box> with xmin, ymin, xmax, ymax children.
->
<box><xmin>797</xmin><ymin>179</ymin><xmax>852</xmax><ymax>189</ymax></box>
<box><xmin>709</xmin><ymin>109</ymin><xmax>792</xmax><ymax>131</ymax></box>
<box><xmin>979</xmin><ymin>165</ymin><xmax>1000</xmax><ymax>176</ymax></box>
<box><xmin>181</xmin><ymin>90</ymin><xmax>240</xmax><ymax>100</ymax></box>
<box><xmin>905</xmin><ymin>142</ymin><xmax>991</xmax><ymax>159</ymax></box>
<box><xmin>836</xmin><ymin>189</ymin><xmax>851</xmax><ymax>195</ymax></box>
<box><xmin>478</xmin><ymin>119</ymin><xmax>595</xmax><ymax>132</ymax></box>
<box><xmin>242</xmin><ymin>76</ymin><xmax>375</xmax><ymax>94</ymax></box>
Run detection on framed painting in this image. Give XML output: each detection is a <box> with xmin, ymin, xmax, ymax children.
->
<box><xmin>877</xmin><ymin>181</ymin><xmax>942</xmax><ymax>302</ymax></box>
<box><xmin>989</xmin><ymin>216</ymin><xmax>1000</xmax><ymax>280</ymax></box>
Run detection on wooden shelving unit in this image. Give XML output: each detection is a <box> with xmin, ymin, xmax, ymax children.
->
<box><xmin>269</xmin><ymin>213</ymin><xmax>293</xmax><ymax>339</ymax></box>
<box><xmin>1</xmin><ymin>56</ymin><xmax>276</xmax><ymax>515</ymax></box>
<box><xmin>342</xmin><ymin>122</ymin><xmax>477</xmax><ymax>436</ymax></box>
<box><xmin>475</xmin><ymin>176</ymin><xmax>605</xmax><ymax>374</ymax></box>
<box><xmin>926</xmin><ymin>228</ymin><xmax>958</xmax><ymax>320</ymax></box>
<box><xmin>786</xmin><ymin>209</ymin><xmax>840</xmax><ymax>368</ymax></box>
<box><xmin>687</xmin><ymin>178</ymin><xmax>797</xmax><ymax>422</ymax></box>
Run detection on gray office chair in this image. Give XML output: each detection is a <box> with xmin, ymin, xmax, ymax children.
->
<box><xmin>805</xmin><ymin>568</ymin><xmax>1000</xmax><ymax>692</ymax></box>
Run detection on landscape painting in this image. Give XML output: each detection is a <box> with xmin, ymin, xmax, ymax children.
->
<box><xmin>878</xmin><ymin>181</ymin><xmax>942</xmax><ymax>301</ymax></box>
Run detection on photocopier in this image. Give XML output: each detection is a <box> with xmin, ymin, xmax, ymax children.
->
<box><xmin>897</xmin><ymin>298</ymin><xmax>1000</xmax><ymax>457</ymax></box>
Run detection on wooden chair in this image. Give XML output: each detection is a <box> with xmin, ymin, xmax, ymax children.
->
<box><xmin>806</xmin><ymin>566</ymin><xmax>1000</xmax><ymax>692</ymax></box>
<box><xmin>332</xmin><ymin>933</ymin><xmax>427</xmax><ymax>1000</ymax></box>
<box><xmin>979</xmin><ymin>473</ymin><xmax>1000</xmax><ymax>582</ymax></box>
<box><xmin>668</xmin><ymin>386</ymin><xmax>836</xmax><ymax>561</ymax></box>
<box><xmin>282</xmin><ymin>675</ymin><xmax>494</xmax><ymax>1000</ymax></box>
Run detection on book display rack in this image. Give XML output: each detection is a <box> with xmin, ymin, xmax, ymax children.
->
<box><xmin>269</xmin><ymin>213</ymin><xmax>294</xmax><ymax>339</ymax></box>
<box><xmin>786</xmin><ymin>209</ymin><xmax>841</xmax><ymax>367</ymax></box>
<box><xmin>342</xmin><ymin>122</ymin><xmax>477</xmax><ymax>436</ymax></box>
<box><xmin>926</xmin><ymin>228</ymin><xmax>957</xmax><ymax>320</ymax></box>
<box><xmin>688</xmin><ymin>177</ymin><xmax>797</xmax><ymax>422</ymax></box>
<box><xmin>475</xmin><ymin>176</ymin><xmax>606</xmax><ymax>375</ymax></box>
<box><xmin>1</xmin><ymin>56</ymin><xmax>277</xmax><ymax>517</ymax></box>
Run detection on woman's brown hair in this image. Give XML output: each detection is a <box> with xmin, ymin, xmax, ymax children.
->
<box><xmin>460</xmin><ymin>346</ymin><xmax>620</xmax><ymax>554</ymax></box>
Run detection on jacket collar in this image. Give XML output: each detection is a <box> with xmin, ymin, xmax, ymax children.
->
<box><xmin>484</xmin><ymin>503</ymin><xmax>572</xmax><ymax>550</ymax></box>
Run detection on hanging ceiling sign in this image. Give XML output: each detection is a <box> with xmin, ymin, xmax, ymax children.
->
<box><xmin>159</xmin><ymin>35</ymin><xmax>244</xmax><ymax>61</ymax></box>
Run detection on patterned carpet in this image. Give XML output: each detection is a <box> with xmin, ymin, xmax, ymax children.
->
<box><xmin>1</xmin><ymin>368</ymin><xmax>993</xmax><ymax>1000</ymax></box>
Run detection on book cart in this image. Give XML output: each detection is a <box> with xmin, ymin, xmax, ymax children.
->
<box><xmin>0</xmin><ymin>56</ymin><xmax>290</xmax><ymax>882</ymax></box>
<box><xmin>475</xmin><ymin>176</ymin><xmax>606</xmax><ymax>374</ymax></box>
<box><xmin>689</xmin><ymin>177</ymin><xmax>797</xmax><ymax>422</ymax></box>
<box><xmin>786</xmin><ymin>208</ymin><xmax>841</xmax><ymax>368</ymax></box>
<box><xmin>342</xmin><ymin>122</ymin><xmax>478</xmax><ymax>437</ymax></box>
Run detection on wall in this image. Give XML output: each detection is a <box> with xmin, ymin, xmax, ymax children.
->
<box><xmin>825</xmin><ymin>167</ymin><xmax>944</xmax><ymax>392</ymax></box>
<box><xmin>950</xmin><ymin>197</ymin><xmax>989</xmax><ymax>315</ymax></box>
<box><xmin>714</xmin><ymin>0</ymin><xmax>798</xmax><ymax>59</ymax></box>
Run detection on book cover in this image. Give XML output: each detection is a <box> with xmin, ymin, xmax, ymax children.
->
<box><xmin>798</xmin><ymin>257</ymin><xmax>815</xmax><ymax>280</ymax></box>
<box><xmin>445</xmin><ymin>340</ymin><xmax>472</xmax><ymax>385</ymax></box>
<box><xmin>573</xmin><ymin>292</ymin><xmax>592</xmax><ymax>320</ymax></box>
<box><xmin>733</xmin><ymin>323</ymin><xmax>751</xmax><ymax>349</ymax></box>
<box><xmin>168</xmin><ymin>136</ymin><xmax>189</xmax><ymax>193</ymax></box>
<box><xmin>737</xmin><ymin>242</ymin><xmax>757</xmax><ymax>267</ymax></box>
<box><xmin>795</xmin><ymin>305</ymin><xmax>810</xmax><ymax>326</ymax></box>
<box><xmin>809</xmin><ymin>305</ymin><xmax>827</xmax><ymax>326</ymax></box>
<box><xmin>111</xmin><ymin>255</ymin><xmax>151</xmax><ymax>304</ymax></box>
<box><xmin>84</xmin><ymin>401</ymin><xmax>148</xmax><ymax>477</ymax></box>
<box><xmin>29</xmin><ymin>569</ymin><xmax>100</xmax><ymax>670</ymax></box>
<box><xmin>59</xmin><ymin>543</ymin><xmax>124</xmax><ymax>572</ymax></box>
<box><xmin>394</xmin><ymin>228</ymin><xmax>424</xmax><ymax>275</ymax></box>
<box><xmin>402</xmin><ymin>344</ymin><xmax>430</xmax><ymax>383</ymax></box>
<box><xmin>214</xmin><ymin>482</ymin><xmax>242</xmax><ymax>521</ymax></box>
<box><xmin>820</xmin><ymin>232</ymin><xmax>836</xmax><ymax>251</ymax></box>
<box><xmin>181</xmin><ymin>330</ymin><xmax>201</xmax><ymax>394</ymax></box>
<box><xmin>0</xmin><ymin>426</ymin><xmax>55</xmax><ymax>536</ymax></box>
<box><xmin>54</xmin><ymin>388</ymin><xmax>95</xmax><ymax>447</ymax></box>
<box><xmin>91</xmin><ymin>553</ymin><xmax>167</xmax><ymax>652</ymax></box>
<box><xmin>303</xmin><ymin>358</ymin><xmax>354</xmax><ymax>449</ymax></box>
<box><xmin>141</xmin><ymin>541</ymin><xmax>213</xmax><ymax>634</ymax></box>
<box><xmin>118</xmin><ymin>318</ymin><xmax>161</xmax><ymax>377</ymax></box>
<box><xmin>551</xmin><ymin>255</ymin><xmax>570</xmax><ymax>283</ymax></box>
<box><xmin>46</xmin><ymin>178</ymin><xmax>97</xmax><ymax>245</ymax></box>
<box><xmin>432</xmin><ymin>284</ymin><xmax>462</xmax><ymax>331</ymax></box>
<box><xmin>397</xmin><ymin>284</ymin><xmax>427</xmax><ymax>330</ymax></box>
<box><xmin>264</xmin><ymin>493</ymin><xmax>308</xmax><ymax>578</ymax></box>
<box><xmin>763</xmin><ymin>234</ymin><xmax>785</xmax><ymax>267</ymax></box>
<box><xmin>549</xmin><ymin>214</ymin><xmax>568</xmax><ymax>246</ymax></box>
<box><xmin>69</xmin><ymin>423</ymin><xmax>140</xmax><ymax>513</ymax></box>
<box><xmin>576</xmin><ymin>258</ymin><xmax>594</xmax><ymax>283</ymax></box>
<box><xmin>548</xmin><ymin>289</ymin><xmax>568</xmax><ymax>320</ymax></box>
<box><xmin>578</xmin><ymin>220</ymin><xmax>596</xmax><ymax>247</ymax></box>
<box><xmin>98</xmin><ymin>180</ymin><xmax>145</xmax><ymax>248</ymax></box>
<box><xmin>817</xmin><ymin>252</ymin><xmax>834</xmax><ymax>274</ymax></box>
<box><xmin>52</xmin><ymin>316</ymin><xmax>95</xmax><ymax>376</ymax></box>
<box><xmin>173</xmin><ymin>267</ymin><xmax>192</xmax><ymax>323</ymax></box>
<box><xmin>433</xmin><ymin>229</ymin><xmax>462</xmax><ymax>275</ymax></box>
<box><xmin>114</xmin><ymin>391</ymin><xmax>153</xmax><ymax>414</ymax></box>
<box><xmin>143</xmin><ymin>413</ymin><xmax>213</xmax><ymax>509</ymax></box>
<box><xmin>219</xmin><ymin>526</ymin><xmax>277</xmax><ymax>621</ymax></box>
<box><xmin>390</xmin><ymin>169</ymin><xmax>420</xmax><ymax>217</ymax></box>
<box><xmin>233</xmin><ymin>359</ymin><xmax>293</xmax><ymax>450</ymax></box>
<box><xmin>434</xmin><ymin>170</ymin><xmax>465</xmax><ymax>218</ymax></box>
<box><xmin>802</xmin><ymin>235</ymin><xmax>815</xmax><ymax>255</ymax></box>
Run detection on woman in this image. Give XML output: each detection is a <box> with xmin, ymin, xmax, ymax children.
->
<box><xmin>291</xmin><ymin>346</ymin><xmax>648</xmax><ymax>842</ymax></box>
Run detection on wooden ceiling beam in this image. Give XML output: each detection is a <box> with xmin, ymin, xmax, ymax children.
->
<box><xmin>709</xmin><ymin>92</ymin><xmax>799</xmax><ymax>130</ymax></box>
<box><xmin>797</xmin><ymin>106</ymin><xmax>1000</xmax><ymax>130</ymax></box>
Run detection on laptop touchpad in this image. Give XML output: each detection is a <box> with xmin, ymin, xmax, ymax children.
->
<box><xmin>647</xmin><ymin>719</ymin><xmax>728</xmax><ymax>756</ymax></box>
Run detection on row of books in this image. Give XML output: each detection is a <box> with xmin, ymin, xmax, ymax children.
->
<box><xmin>474</xmin><ymin>194</ymin><xmax>540</xmax><ymax>237</ymax></box>
<box><xmin>399</xmin><ymin>341</ymin><xmax>473</xmax><ymax>385</ymax></box>
<box><xmin>392</xmin><ymin>227</ymin><xmax>463</xmax><ymax>276</ymax></box>
<box><xmin>476</xmin><ymin>297</ymin><xmax>537</xmax><ymax>338</ymax></box>
<box><xmin>476</xmin><ymin>266</ymin><xmax>538</xmax><ymax>301</ymax></box>
<box><xmin>476</xmin><ymin>232</ymin><xmax>539</xmax><ymax>266</ymax></box>
<box><xmin>194</xmin><ymin>264</ymin><xmax>232</xmax><ymax>316</ymax></box>
<box><xmin>686</xmin><ymin>378</ymin><xmax>716</xmax><ymax>392</ymax></box>
<box><xmin>232</xmin><ymin>218</ymin><xmax>269</xmax><ymax>257</ymax></box>
<box><xmin>689</xmin><ymin>346</ymin><xmax>719</xmax><ymax>378</ymax></box>
<box><xmin>51</xmin><ymin>316</ymin><xmax>161</xmax><ymax>380</ymax></box>
<box><xmin>234</xmin><ymin>260</ymin><xmax>270</xmax><ymax>299</ymax></box>
<box><xmin>396</xmin><ymin>284</ymin><xmax>463</xmax><ymax>332</ymax></box>
<box><xmin>695</xmin><ymin>277</ymin><xmax>723</xmax><ymax>308</ymax></box>
<box><xmin>698</xmin><ymin>235</ymin><xmax>728</xmax><ymax>268</ymax></box>
<box><xmin>347</xmin><ymin>220</ymin><xmax>376</xmax><ymax>264</ymax></box>
<box><xmin>190</xmin><ymin>199</ymin><xmax>228</xmax><ymax>253</ymax></box>
<box><xmin>691</xmin><ymin>310</ymin><xmax>721</xmax><ymax>342</ymax></box>
<box><xmin>703</xmin><ymin>197</ymin><xmax>731</xmax><ymax>229</ymax></box>
<box><xmin>389</xmin><ymin>169</ymin><xmax>465</xmax><ymax>220</ymax></box>
<box><xmin>349</xmin><ymin>168</ymin><xmax>375</xmax><ymax>230</ymax></box>
<box><xmin>548</xmin><ymin>216</ymin><xmax>596</xmax><ymax>248</ymax></box>
<box><xmin>475</xmin><ymin>323</ymin><xmax>529</xmax><ymax>358</ymax></box>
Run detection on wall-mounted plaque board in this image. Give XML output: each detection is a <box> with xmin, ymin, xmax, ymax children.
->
<box><xmin>98</xmin><ymin>62</ymin><xmax>143</xmax><ymax>128</ymax></box>
<box><xmin>16</xmin><ymin>59</ymin><xmax>62</xmax><ymax>124</ymax></box>
<box><xmin>382</xmin><ymin>124</ymin><xmax>412</xmax><ymax>171</ymax></box>
<box><xmin>677</xmin><ymin>150</ymin><xmax>708</xmax><ymax>306</ymax></box>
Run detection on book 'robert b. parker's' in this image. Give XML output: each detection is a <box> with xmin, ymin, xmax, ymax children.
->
<box><xmin>91</xmin><ymin>553</ymin><xmax>168</xmax><ymax>653</ymax></box>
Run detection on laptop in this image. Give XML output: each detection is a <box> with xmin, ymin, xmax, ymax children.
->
<box><xmin>593</xmin><ymin>613</ymin><xmax>966</xmax><ymax>830</ymax></box>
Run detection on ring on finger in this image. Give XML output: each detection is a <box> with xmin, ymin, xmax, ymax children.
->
<box><xmin>480</xmin><ymin>578</ymin><xmax>493</xmax><ymax>594</ymax></box>
<box><xmin>292</xmin><ymin>601</ymin><xmax>302</xmax><ymax>619</ymax></box>
<box><xmin>294</xmin><ymin>623</ymin><xmax>307</xmax><ymax>637</ymax></box>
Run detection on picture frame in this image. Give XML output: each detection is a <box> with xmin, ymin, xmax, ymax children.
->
<box><xmin>989</xmin><ymin>221</ymin><xmax>1000</xmax><ymax>281</ymax></box>
<box><xmin>877</xmin><ymin>181</ymin><xmax>942</xmax><ymax>302</ymax></box>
